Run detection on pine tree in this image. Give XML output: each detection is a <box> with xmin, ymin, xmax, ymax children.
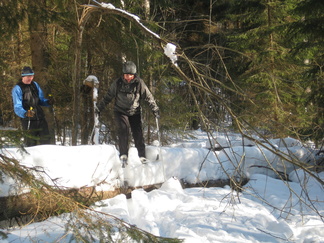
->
<box><xmin>286</xmin><ymin>0</ymin><xmax>324</xmax><ymax>145</ymax></box>
<box><xmin>213</xmin><ymin>0</ymin><xmax>308</xmax><ymax>137</ymax></box>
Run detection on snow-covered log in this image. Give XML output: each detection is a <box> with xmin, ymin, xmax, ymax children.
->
<box><xmin>0</xmin><ymin>133</ymin><xmax>318</xmax><ymax>222</ymax></box>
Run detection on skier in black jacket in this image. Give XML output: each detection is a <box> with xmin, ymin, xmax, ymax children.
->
<box><xmin>12</xmin><ymin>66</ymin><xmax>53</xmax><ymax>146</ymax></box>
<box><xmin>96</xmin><ymin>61</ymin><xmax>159</xmax><ymax>166</ymax></box>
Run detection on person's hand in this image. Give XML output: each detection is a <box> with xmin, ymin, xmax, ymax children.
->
<box><xmin>48</xmin><ymin>95</ymin><xmax>55</xmax><ymax>105</ymax></box>
<box><xmin>25</xmin><ymin>109</ymin><xmax>35</xmax><ymax>118</ymax></box>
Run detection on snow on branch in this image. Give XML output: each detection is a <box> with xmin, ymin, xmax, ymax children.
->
<box><xmin>164</xmin><ymin>43</ymin><xmax>178</xmax><ymax>66</ymax></box>
<box><xmin>92</xmin><ymin>1</ymin><xmax>160</xmax><ymax>39</ymax></box>
<box><xmin>89</xmin><ymin>1</ymin><xmax>178</xmax><ymax>66</ymax></box>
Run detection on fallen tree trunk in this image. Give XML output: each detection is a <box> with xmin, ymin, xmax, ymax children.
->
<box><xmin>0</xmin><ymin>186</ymin><xmax>120</xmax><ymax>223</ymax></box>
<box><xmin>0</xmin><ymin>178</ymin><xmax>247</xmax><ymax>226</ymax></box>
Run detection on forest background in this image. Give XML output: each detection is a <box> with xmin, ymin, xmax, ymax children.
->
<box><xmin>0</xmin><ymin>0</ymin><xmax>323</xmax><ymax>149</ymax></box>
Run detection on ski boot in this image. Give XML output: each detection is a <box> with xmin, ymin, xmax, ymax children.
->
<box><xmin>140</xmin><ymin>157</ymin><xmax>149</xmax><ymax>164</ymax></box>
<box><xmin>120</xmin><ymin>155</ymin><xmax>128</xmax><ymax>168</ymax></box>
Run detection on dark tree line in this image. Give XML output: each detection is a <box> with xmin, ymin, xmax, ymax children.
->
<box><xmin>0</xmin><ymin>0</ymin><xmax>323</xmax><ymax>147</ymax></box>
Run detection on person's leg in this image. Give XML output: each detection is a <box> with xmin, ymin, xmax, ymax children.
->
<box><xmin>114</xmin><ymin>112</ymin><xmax>130</xmax><ymax>157</ymax></box>
<box><xmin>21</xmin><ymin>119</ymin><xmax>37</xmax><ymax>146</ymax></box>
<box><xmin>38</xmin><ymin>119</ymin><xmax>51</xmax><ymax>145</ymax></box>
<box><xmin>129</xmin><ymin>113</ymin><xmax>145</xmax><ymax>158</ymax></box>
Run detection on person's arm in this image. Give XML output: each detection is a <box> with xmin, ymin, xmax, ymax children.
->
<box><xmin>97</xmin><ymin>79</ymin><xmax>117</xmax><ymax>111</ymax></box>
<box><xmin>12</xmin><ymin>85</ymin><xmax>27</xmax><ymax>118</ymax></box>
<box><xmin>140</xmin><ymin>79</ymin><xmax>159</xmax><ymax>117</ymax></box>
<box><xmin>34</xmin><ymin>81</ymin><xmax>50</xmax><ymax>106</ymax></box>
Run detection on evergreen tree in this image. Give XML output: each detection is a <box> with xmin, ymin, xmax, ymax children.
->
<box><xmin>284</xmin><ymin>0</ymin><xmax>324</xmax><ymax>145</ymax></box>
<box><xmin>213</xmin><ymin>0</ymin><xmax>309</xmax><ymax>137</ymax></box>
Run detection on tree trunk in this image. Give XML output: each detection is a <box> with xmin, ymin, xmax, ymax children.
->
<box><xmin>71</xmin><ymin>6</ymin><xmax>95</xmax><ymax>145</ymax></box>
<box><xmin>28</xmin><ymin>0</ymin><xmax>55</xmax><ymax>144</ymax></box>
<box><xmin>72</xmin><ymin>29</ymin><xmax>83</xmax><ymax>145</ymax></box>
<box><xmin>0</xmin><ymin>178</ymin><xmax>243</xmax><ymax>223</ymax></box>
<box><xmin>0</xmin><ymin>186</ymin><xmax>121</xmax><ymax>222</ymax></box>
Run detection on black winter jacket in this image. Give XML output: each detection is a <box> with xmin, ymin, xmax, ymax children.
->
<box><xmin>97</xmin><ymin>76</ymin><xmax>159</xmax><ymax>116</ymax></box>
<box><xmin>12</xmin><ymin>81</ymin><xmax>49</xmax><ymax>120</ymax></box>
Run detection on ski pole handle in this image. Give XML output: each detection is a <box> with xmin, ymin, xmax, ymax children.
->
<box><xmin>27</xmin><ymin>107</ymin><xmax>33</xmax><ymax>130</ymax></box>
<box><xmin>26</xmin><ymin>107</ymin><xmax>35</xmax><ymax>118</ymax></box>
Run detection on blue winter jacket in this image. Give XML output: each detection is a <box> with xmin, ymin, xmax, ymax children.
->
<box><xmin>12</xmin><ymin>81</ymin><xmax>50</xmax><ymax>119</ymax></box>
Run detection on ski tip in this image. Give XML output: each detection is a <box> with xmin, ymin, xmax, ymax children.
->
<box><xmin>140</xmin><ymin>159</ymin><xmax>161</xmax><ymax>165</ymax></box>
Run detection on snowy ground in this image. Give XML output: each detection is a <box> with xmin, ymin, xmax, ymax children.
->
<box><xmin>0</xmin><ymin>130</ymin><xmax>324</xmax><ymax>242</ymax></box>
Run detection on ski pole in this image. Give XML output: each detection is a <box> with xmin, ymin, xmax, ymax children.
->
<box><xmin>156</xmin><ymin>117</ymin><xmax>162</xmax><ymax>160</ymax></box>
<box><xmin>27</xmin><ymin>107</ymin><xmax>33</xmax><ymax>130</ymax></box>
<box><xmin>156</xmin><ymin>116</ymin><xmax>166</xmax><ymax>181</ymax></box>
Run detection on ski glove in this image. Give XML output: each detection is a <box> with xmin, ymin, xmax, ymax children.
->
<box><xmin>25</xmin><ymin>109</ymin><xmax>35</xmax><ymax>118</ymax></box>
<box><xmin>48</xmin><ymin>95</ymin><xmax>55</xmax><ymax>105</ymax></box>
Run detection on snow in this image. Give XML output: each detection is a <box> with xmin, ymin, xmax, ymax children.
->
<box><xmin>164</xmin><ymin>43</ymin><xmax>178</xmax><ymax>66</ymax></box>
<box><xmin>92</xmin><ymin>3</ymin><xmax>179</xmax><ymax>67</ymax></box>
<box><xmin>98</xmin><ymin>2</ymin><xmax>160</xmax><ymax>39</ymax></box>
<box><xmin>100</xmin><ymin>2</ymin><xmax>115</xmax><ymax>9</ymax></box>
<box><xmin>1</xmin><ymin>2</ymin><xmax>322</xmax><ymax>242</ymax></box>
<box><xmin>1</xmin><ymin>130</ymin><xmax>323</xmax><ymax>242</ymax></box>
<box><xmin>95</xmin><ymin>3</ymin><xmax>177</xmax><ymax>66</ymax></box>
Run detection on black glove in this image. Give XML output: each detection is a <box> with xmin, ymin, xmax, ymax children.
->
<box><xmin>48</xmin><ymin>95</ymin><xmax>55</xmax><ymax>105</ymax></box>
<box><xmin>153</xmin><ymin>110</ymin><xmax>160</xmax><ymax>119</ymax></box>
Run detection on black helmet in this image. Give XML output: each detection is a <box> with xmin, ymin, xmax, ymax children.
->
<box><xmin>122</xmin><ymin>61</ymin><xmax>137</xmax><ymax>75</ymax></box>
<box><xmin>21</xmin><ymin>66</ymin><xmax>34</xmax><ymax>77</ymax></box>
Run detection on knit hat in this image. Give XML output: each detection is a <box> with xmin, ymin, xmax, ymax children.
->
<box><xmin>122</xmin><ymin>61</ymin><xmax>137</xmax><ymax>75</ymax></box>
<box><xmin>21</xmin><ymin>66</ymin><xmax>34</xmax><ymax>77</ymax></box>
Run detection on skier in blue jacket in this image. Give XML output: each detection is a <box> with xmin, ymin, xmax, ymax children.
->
<box><xmin>12</xmin><ymin>66</ymin><xmax>53</xmax><ymax>146</ymax></box>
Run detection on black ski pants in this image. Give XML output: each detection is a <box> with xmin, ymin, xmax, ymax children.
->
<box><xmin>114</xmin><ymin>111</ymin><xmax>145</xmax><ymax>158</ymax></box>
<box><xmin>21</xmin><ymin>118</ymin><xmax>50</xmax><ymax>146</ymax></box>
